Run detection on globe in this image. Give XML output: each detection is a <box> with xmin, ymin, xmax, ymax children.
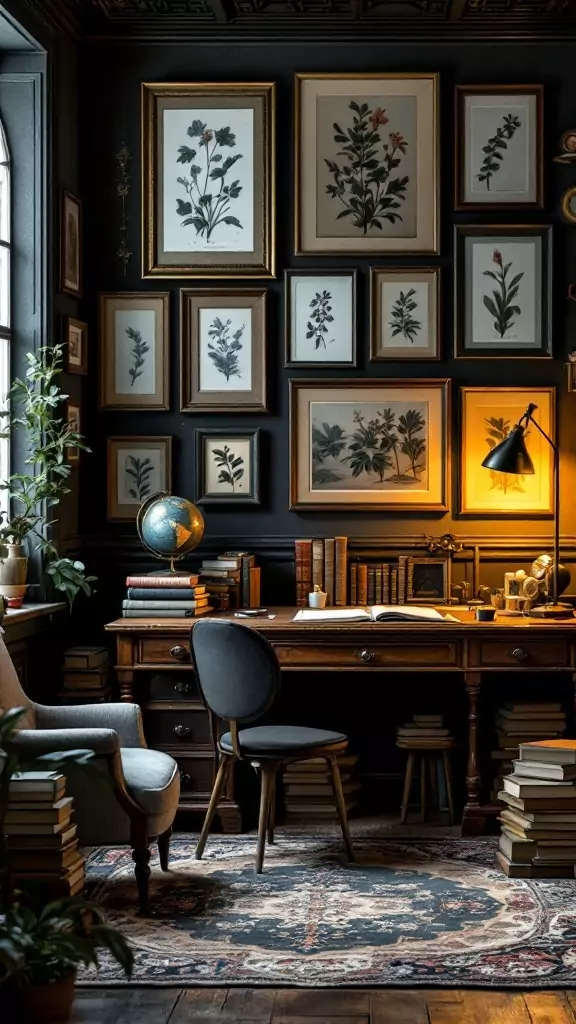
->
<box><xmin>136</xmin><ymin>492</ymin><xmax>205</xmax><ymax>572</ymax></box>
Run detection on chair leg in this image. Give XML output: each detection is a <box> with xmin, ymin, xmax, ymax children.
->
<box><xmin>195</xmin><ymin>756</ymin><xmax>231</xmax><ymax>861</ymax></box>
<box><xmin>420</xmin><ymin>756</ymin><xmax>427</xmax><ymax>822</ymax></box>
<box><xmin>256</xmin><ymin>764</ymin><xmax>276</xmax><ymax>874</ymax></box>
<box><xmin>400</xmin><ymin>753</ymin><xmax>415</xmax><ymax>824</ymax></box>
<box><xmin>443</xmin><ymin>750</ymin><xmax>455</xmax><ymax>826</ymax></box>
<box><xmin>267</xmin><ymin>771</ymin><xmax>276</xmax><ymax>845</ymax></box>
<box><xmin>429</xmin><ymin>756</ymin><xmax>438</xmax><ymax>814</ymax></box>
<box><xmin>158</xmin><ymin>826</ymin><xmax>172</xmax><ymax>872</ymax></box>
<box><xmin>327</xmin><ymin>755</ymin><xmax>355</xmax><ymax>863</ymax></box>
<box><xmin>132</xmin><ymin>845</ymin><xmax>151</xmax><ymax>916</ymax></box>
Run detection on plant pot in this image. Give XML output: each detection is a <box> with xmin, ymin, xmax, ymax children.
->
<box><xmin>0</xmin><ymin>543</ymin><xmax>28</xmax><ymax>602</ymax></box>
<box><xmin>5</xmin><ymin>971</ymin><xmax>77</xmax><ymax>1023</ymax></box>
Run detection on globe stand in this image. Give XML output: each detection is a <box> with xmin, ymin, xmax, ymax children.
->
<box><xmin>136</xmin><ymin>492</ymin><xmax>205</xmax><ymax>573</ymax></box>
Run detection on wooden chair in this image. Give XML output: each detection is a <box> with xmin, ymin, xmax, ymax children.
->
<box><xmin>398</xmin><ymin>741</ymin><xmax>455</xmax><ymax>825</ymax></box>
<box><xmin>191</xmin><ymin>618</ymin><xmax>355</xmax><ymax>873</ymax></box>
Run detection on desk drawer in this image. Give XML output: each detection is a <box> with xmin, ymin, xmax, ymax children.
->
<box><xmin>144</xmin><ymin>705</ymin><xmax>211</xmax><ymax>746</ymax></box>
<box><xmin>469</xmin><ymin>641</ymin><xmax>568</xmax><ymax>668</ymax></box>
<box><xmin>138</xmin><ymin>638</ymin><xmax>191</xmax><ymax>665</ymax></box>
<box><xmin>150</xmin><ymin>672</ymin><xmax>199</xmax><ymax>701</ymax></box>
<box><xmin>272</xmin><ymin>643</ymin><xmax>459</xmax><ymax>669</ymax></box>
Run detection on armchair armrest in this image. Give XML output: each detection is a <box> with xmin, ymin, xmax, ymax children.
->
<box><xmin>7</xmin><ymin>727</ymin><xmax>120</xmax><ymax>757</ymax></box>
<box><xmin>34</xmin><ymin>702</ymin><xmax>146</xmax><ymax>748</ymax></box>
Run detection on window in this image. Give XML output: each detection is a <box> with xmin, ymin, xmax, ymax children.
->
<box><xmin>0</xmin><ymin>116</ymin><xmax>9</xmax><ymax>487</ymax></box>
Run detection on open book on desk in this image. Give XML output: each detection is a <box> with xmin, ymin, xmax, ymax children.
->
<box><xmin>292</xmin><ymin>605</ymin><xmax>460</xmax><ymax>623</ymax></box>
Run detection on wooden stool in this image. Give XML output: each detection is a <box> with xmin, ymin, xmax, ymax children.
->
<box><xmin>397</xmin><ymin>742</ymin><xmax>455</xmax><ymax>825</ymax></box>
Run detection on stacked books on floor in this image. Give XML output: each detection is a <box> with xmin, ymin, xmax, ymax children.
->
<box><xmin>123</xmin><ymin>571</ymin><xmax>211</xmax><ymax>618</ymax></box>
<box><xmin>490</xmin><ymin>701</ymin><xmax>566</xmax><ymax>802</ymax></box>
<box><xmin>283</xmin><ymin>754</ymin><xmax>359</xmax><ymax>823</ymax></box>
<box><xmin>59</xmin><ymin>645</ymin><xmax>111</xmax><ymax>704</ymax></box>
<box><xmin>498</xmin><ymin>739</ymin><xmax>576</xmax><ymax>878</ymax></box>
<box><xmin>6</xmin><ymin>771</ymin><xmax>84</xmax><ymax>897</ymax></box>
<box><xmin>396</xmin><ymin>714</ymin><xmax>454</xmax><ymax>751</ymax></box>
<box><xmin>294</xmin><ymin>537</ymin><xmax>348</xmax><ymax>607</ymax></box>
<box><xmin>199</xmin><ymin>551</ymin><xmax>261</xmax><ymax>610</ymax></box>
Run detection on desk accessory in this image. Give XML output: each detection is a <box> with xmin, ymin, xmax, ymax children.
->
<box><xmin>476</xmin><ymin>606</ymin><xmax>496</xmax><ymax>621</ymax></box>
<box><xmin>308</xmin><ymin>584</ymin><xmax>327</xmax><ymax>609</ymax></box>
<box><xmin>481</xmin><ymin>402</ymin><xmax>573</xmax><ymax>619</ymax></box>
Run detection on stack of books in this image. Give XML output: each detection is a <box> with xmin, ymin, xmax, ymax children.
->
<box><xmin>59</xmin><ymin>646</ymin><xmax>111</xmax><ymax>704</ymax></box>
<box><xmin>199</xmin><ymin>551</ymin><xmax>260</xmax><ymax>610</ymax></box>
<box><xmin>498</xmin><ymin>739</ymin><xmax>576</xmax><ymax>878</ymax></box>
<box><xmin>123</xmin><ymin>571</ymin><xmax>211</xmax><ymax>618</ymax></box>
<box><xmin>294</xmin><ymin>537</ymin><xmax>348</xmax><ymax>607</ymax></box>
<box><xmin>396</xmin><ymin>714</ymin><xmax>454</xmax><ymax>751</ymax></box>
<box><xmin>490</xmin><ymin>701</ymin><xmax>566</xmax><ymax>802</ymax></box>
<box><xmin>283</xmin><ymin>754</ymin><xmax>359</xmax><ymax>823</ymax></box>
<box><xmin>6</xmin><ymin>771</ymin><xmax>84</xmax><ymax>897</ymax></box>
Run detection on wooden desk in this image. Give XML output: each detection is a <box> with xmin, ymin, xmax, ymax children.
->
<box><xmin>105</xmin><ymin>608</ymin><xmax>576</xmax><ymax>835</ymax></box>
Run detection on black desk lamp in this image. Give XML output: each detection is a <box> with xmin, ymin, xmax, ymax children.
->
<box><xmin>481</xmin><ymin>402</ymin><xmax>572</xmax><ymax>620</ymax></box>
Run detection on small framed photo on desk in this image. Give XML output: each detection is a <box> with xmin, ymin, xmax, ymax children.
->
<box><xmin>407</xmin><ymin>557</ymin><xmax>449</xmax><ymax>603</ymax></box>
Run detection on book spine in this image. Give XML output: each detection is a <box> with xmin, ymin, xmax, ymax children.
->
<box><xmin>382</xmin><ymin>564</ymin><xmax>390</xmax><ymax>604</ymax></box>
<box><xmin>295</xmin><ymin>539</ymin><xmax>312</xmax><ymax>607</ymax></box>
<box><xmin>406</xmin><ymin>557</ymin><xmax>414</xmax><ymax>601</ymax></box>
<box><xmin>350</xmin><ymin>562</ymin><xmax>357</xmax><ymax>605</ymax></box>
<box><xmin>367</xmin><ymin>565</ymin><xmax>375</xmax><ymax>605</ymax></box>
<box><xmin>123</xmin><ymin>608</ymin><xmax>210</xmax><ymax>618</ymax></box>
<box><xmin>122</xmin><ymin>600</ymin><xmax>205</xmax><ymax>610</ymax></box>
<box><xmin>398</xmin><ymin>555</ymin><xmax>407</xmax><ymax>605</ymax></box>
<box><xmin>357</xmin><ymin>563</ymin><xmax>368</xmax><ymax>606</ymax></box>
<box><xmin>391</xmin><ymin>568</ymin><xmax>398</xmax><ymax>604</ymax></box>
<box><xmin>312</xmin><ymin>539</ymin><xmax>324</xmax><ymax>590</ymax></box>
<box><xmin>125</xmin><ymin>575</ymin><xmax>198</xmax><ymax>588</ymax></box>
<box><xmin>334</xmin><ymin>536</ymin><xmax>348</xmax><ymax>606</ymax></box>
<box><xmin>241</xmin><ymin>555</ymin><xmax>255</xmax><ymax>607</ymax></box>
<box><xmin>126</xmin><ymin>588</ymin><xmax>204</xmax><ymax>601</ymax></box>
<box><xmin>249</xmin><ymin>566</ymin><xmax>261</xmax><ymax>608</ymax></box>
<box><xmin>324</xmin><ymin>537</ymin><xmax>335</xmax><ymax>606</ymax></box>
<box><xmin>375</xmin><ymin>565</ymin><xmax>382</xmax><ymax>604</ymax></box>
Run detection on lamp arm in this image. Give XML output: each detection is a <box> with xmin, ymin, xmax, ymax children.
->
<box><xmin>524</xmin><ymin>411</ymin><xmax>558</xmax><ymax>455</ymax></box>
<box><xmin>524</xmin><ymin>411</ymin><xmax>560</xmax><ymax>605</ymax></box>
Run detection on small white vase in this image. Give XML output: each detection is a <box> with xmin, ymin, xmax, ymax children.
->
<box><xmin>308</xmin><ymin>589</ymin><xmax>327</xmax><ymax>609</ymax></box>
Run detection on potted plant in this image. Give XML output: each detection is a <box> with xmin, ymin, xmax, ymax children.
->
<box><xmin>0</xmin><ymin>344</ymin><xmax>96</xmax><ymax>607</ymax></box>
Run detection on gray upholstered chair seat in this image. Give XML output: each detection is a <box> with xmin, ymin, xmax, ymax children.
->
<box><xmin>120</xmin><ymin>748</ymin><xmax>180</xmax><ymax>817</ymax></box>
<box><xmin>219</xmin><ymin>725</ymin><xmax>348</xmax><ymax>756</ymax></box>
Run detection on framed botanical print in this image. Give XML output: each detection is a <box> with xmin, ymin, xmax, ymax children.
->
<box><xmin>65</xmin><ymin>318</ymin><xmax>88</xmax><ymax>375</ymax></box>
<box><xmin>194</xmin><ymin>428</ymin><xmax>260</xmax><ymax>506</ymax></box>
<box><xmin>107</xmin><ymin>436</ymin><xmax>172</xmax><ymax>522</ymax></box>
<box><xmin>65</xmin><ymin>403</ymin><xmax>81</xmax><ymax>463</ymax></box>
<box><xmin>285</xmin><ymin>269</ymin><xmax>357</xmax><ymax>367</ymax></box>
<box><xmin>290</xmin><ymin>378</ymin><xmax>450</xmax><ymax>512</ymax></box>
<box><xmin>181</xmin><ymin>288</ymin><xmax>266</xmax><ymax>412</ymax></box>
<box><xmin>370</xmin><ymin>268</ymin><xmax>440</xmax><ymax>361</ymax></box>
<box><xmin>99</xmin><ymin>293</ymin><xmax>170</xmax><ymax>410</ymax></box>
<box><xmin>142</xmin><ymin>82</ymin><xmax>275</xmax><ymax>279</ymax></box>
<box><xmin>455</xmin><ymin>85</ymin><xmax>543</xmax><ymax>210</ymax></box>
<box><xmin>454</xmin><ymin>225</ymin><xmax>552</xmax><ymax>359</ymax></box>
<box><xmin>460</xmin><ymin>387</ymin><xmax>555</xmax><ymax>516</ymax></box>
<box><xmin>407</xmin><ymin>558</ymin><xmax>449</xmax><ymax>603</ymax></box>
<box><xmin>60</xmin><ymin>191</ymin><xmax>81</xmax><ymax>296</ymax></box>
<box><xmin>295</xmin><ymin>73</ymin><xmax>439</xmax><ymax>255</ymax></box>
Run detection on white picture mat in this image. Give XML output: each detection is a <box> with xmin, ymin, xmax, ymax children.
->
<box><xmin>381</xmin><ymin>280</ymin><xmax>430</xmax><ymax>349</ymax></box>
<box><xmin>117</xmin><ymin>448</ymin><xmax>165</xmax><ymax>505</ymax></box>
<box><xmin>290</xmin><ymin>276</ymin><xmax>354</xmax><ymax>362</ymax></box>
<box><xmin>464</xmin><ymin>94</ymin><xmax>536</xmax><ymax>204</ymax></box>
<box><xmin>162</xmin><ymin>107</ymin><xmax>254</xmax><ymax>254</ymax></box>
<box><xmin>114</xmin><ymin>309</ymin><xmax>156</xmax><ymax>395</ymax></box>
<box><xmin>199</xmin><ymin>307</ymin><xmax>252</xmax><ymax>391</ymax></box>
<box><xmin>466</xmin><ymin>236</ymin><xmax>541</xmax><ymax>349</ymax></box>
<box><xmin>204</xmin><ymin>437</ymin><xmax>252</xmax><ymax>494</ymax></box>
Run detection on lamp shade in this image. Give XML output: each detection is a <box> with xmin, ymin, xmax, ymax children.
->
<box><xmin>481</xmin><ymin>425</ymin><xmax>535</xmax><ymax>475</ymax></box>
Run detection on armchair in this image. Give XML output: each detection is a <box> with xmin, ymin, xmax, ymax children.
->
<box><xmin>0</xmin><ymin>637</ymin><xmax>179</xmax><ymax>913</ymax></box>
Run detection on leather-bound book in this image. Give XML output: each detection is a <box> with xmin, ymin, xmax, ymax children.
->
<box><xmin>357</xmin><ymin>563</ymin><xmax>368</xmax><ymax>605</ymax></box>
<box><xmin>312</xmin><ymin>539</ymin><xmax>324</xmax><ymax>589</ymax></box>
<box><xmin>324</xmin><ymin>537</ymin><xmax>335</xmax><ymax>606</ymax></box>
<box><xmin>294</xmin><ymin>539</ymin><xmax>312</xmax><ymax>607</ymax></box>
<box><xmin>334</xmin><ymin>536</ymin><xmax>348</xmax><ymax>606</ymax></box>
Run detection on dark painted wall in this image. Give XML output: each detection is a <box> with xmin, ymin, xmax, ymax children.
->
<box><xmin>77</xmin><ymin>41</ymin><xmax>576</xmax><ymax>607</ymax></box>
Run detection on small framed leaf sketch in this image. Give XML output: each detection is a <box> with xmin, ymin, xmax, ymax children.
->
<box><xmin>454</xmin><ymin>225</ymin><xmax>552</xmax><ymax>359</ymax></box>
<box><xmin>455</xmin><ymin>85</ymin><xmax>543</xmax><ymax>210</ymax></box>
<box><xmin>65</xmin><ymin>318</ymin><xmax>88</xmax><ymax>375</ymax></box>
<box><xmin>99</xmin><ymin>293</ymin><xmax>170</xmax><ymax>410</ymax></box>
<box><xmin>285</xmin><ymin>270</ymin><xmax>357</xmax><ymax>367</ymax></box>
<box><xmin>181</xmin><ymin>288</ymin><xmax>267</xmax><ymax>412</ymax></box>
<box><xmin>60</xmin><ymin>190</ymin><xmax>82</xmax><ymax>296</ymax></box>
<box><xmin>107</xmin><ymin>436</ymin><xmax>172</xmax><ymax>522</ymax></box>
<box><xmin>65</xmin><ymin>403</ymin><xmax>81</xmax><ymax>464</ymax></box>
<box><xmin>194</xmin><ymin>428</ymin><xmax>260</xmax><ymax>506</ymax></box>
<box><xmin>370</xmin><ymin>268</ymin><xmax>440</xmax><ymax>360</ymax></box>
<box><xmin>407</xmin><ymin>558</ymin><xmax>449</xmax><ymax>603</ymax></box>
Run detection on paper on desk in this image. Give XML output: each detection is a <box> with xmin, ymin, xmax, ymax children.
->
<box><xmin>293</xmin><ymin>606</ymin><xmax>460</xmax><ymax>623</ymax></box>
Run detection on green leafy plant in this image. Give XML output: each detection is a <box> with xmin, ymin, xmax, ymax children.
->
<box><xmin>125</xmin><ymin>456</ymin><xmax>153</xmax><ymax>501</ymax></box>
<box><xmin>388</xmin><ymin>288</ymin><xmax>421</xmax><ymax>344</ymax></box>
<box><xmin>482</xmin><ymin>249</ymin><xmax>524</xmax><ymax>339</ymax></box>
<box><xmin>212</xmin><ymin>445</ymin><xmax>244</xmax><ymax>492</ymax></box>
<box><xmin>125</xmin><ymin>326</ymin><xmax>149</xmax><ymax>388</ymax></box>
<box><xmin>477</xmin><ymin>113</ymin><xmax>521</xmax><ymax>191</ymax></box>
<box><xmin>0</xmin><ymin>345</ymin><xmax>96</xmax><ymax>607</ymax></box>
<box><xmin>207</xmin><ymin>317</ymin><xmax>244</xmax><ymax>381</ymax></box>
<box><xmin>176</xmin><ymin>120</ymin><xmax>243</xmax><ymax>241</ymax></box>
<box><xmin>306</xmin><ymin>291</ymin><xmax>335</xmax><ymax>350</ymax></box>
<box><xmin>325</xmin><ymin>102</ymin><xmax>409</xmax><ymax>235</ymax></box>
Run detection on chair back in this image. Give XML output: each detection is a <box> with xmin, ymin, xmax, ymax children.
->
<box><xmin>0</xmin><ymin>636</ymin><xmax>35</xmax><ymax>728</ymax></box>
<box><xmin>191</xmin><ymin>618</ymin><xmax>280</xmax><ymax>724</ymax></box>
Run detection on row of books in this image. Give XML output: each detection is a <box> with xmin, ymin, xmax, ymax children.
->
<box><xmin>396</xmin><ymin>714</ymin><xmax>455</xmax><ymax>750</ymax></box>
<box><xmin>198</xmin><ymin>551</ymin><xmax>261</xmax><ymax>610</ymax></box>
<box><xmin>6</xmin><ymin>771</ymin><xmax>85</xmax><ymax>897</ymax></box>
<box><xmin>123</xmin><ymin>571</ymin><xmax>211</xmax><ymax>618</ymax></box>
<box><xmin>59</xmin><ymin>645</ymin><xmax>111</xmax><ymax>704</ymax></box>
<box><xmin>351</xmin><ymin>558</ymin><xmax>415</xmax><ymax>606</ymax></box>
<box><xmin>490</xmin><ymin>701</ymin><xmax>566</xmax><ymax>803</ymax></box>
<box><xmin>294</xmin><ymin>537</ymin><xmax>348</xmax><ymax>607</ymax></box>
<box><xmin>283</xmin><ymin>755</ymin><xmax>359</xmax><ymax>822</ymax></box>
<box><xmin>498</xmin><ymin>739</ymin><xmax>576</xmax><ymax>878</ymax></box>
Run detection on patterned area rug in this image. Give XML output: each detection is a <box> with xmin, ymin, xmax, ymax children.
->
<box><xmin>83</xmin><ymin>834</ymin><xmax>576</xmax><ymax>987</ymax></box>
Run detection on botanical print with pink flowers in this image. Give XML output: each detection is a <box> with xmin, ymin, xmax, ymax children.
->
<box><xmin>316</xmin><ymin>95</ymin><xmax>417</xmax><ymax>238</ymax></box>
<box><xmin>470</xmin><ymin>238</ymin><xmax>539</xmax><ymax>348</ymax></box>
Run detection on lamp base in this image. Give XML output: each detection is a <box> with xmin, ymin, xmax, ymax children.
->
<box><xmin>529</xmin><ymin>603</ymin><xmax>574</xmax><ymax>620</ymax></box>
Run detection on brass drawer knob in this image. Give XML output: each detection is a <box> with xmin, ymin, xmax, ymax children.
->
<box><xmin>356</xmin><ymin>649</ymin><xmax>375</xmax><ymax>663</ymax></box>
<box><xmin>173</xmin><ymin>724</ymin><xmax>191</xmax><ymax>737</ymax></box>
<box><xmin>511</xmin><ymin>647</ymin><xmax>528</xmax><ymax>662</ymax></box>
<box><xmin>170</xmin><ymin>644</ymin><xmax>189</xmax><ymax>662</ymax></box>
<box><xmin>173</xmin><ymin>681</ymin><xmax>192</xmax><ymax>694</ymax></box>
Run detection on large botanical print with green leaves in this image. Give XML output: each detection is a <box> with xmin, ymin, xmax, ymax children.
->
<box><xmin>176</xmin><ymin>119</ymin><xmax>243</xmax><ymax>242</ymax></box>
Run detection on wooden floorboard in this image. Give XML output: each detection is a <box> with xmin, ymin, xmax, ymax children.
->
<box><xmin>71</xmin><ymin>988</ymin><xmax>576</xmax><ymax>1024</ymax></box>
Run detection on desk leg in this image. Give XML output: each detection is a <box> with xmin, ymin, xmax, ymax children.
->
<box><xmin>463</xmin><ymin>671</ymin><xmax>485</xmax><ymax>837</ymax></box>
<box><xmin>116</xmin><ymin>636</ymin><xmax>135</xmax><ymax>703</ymax></box>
